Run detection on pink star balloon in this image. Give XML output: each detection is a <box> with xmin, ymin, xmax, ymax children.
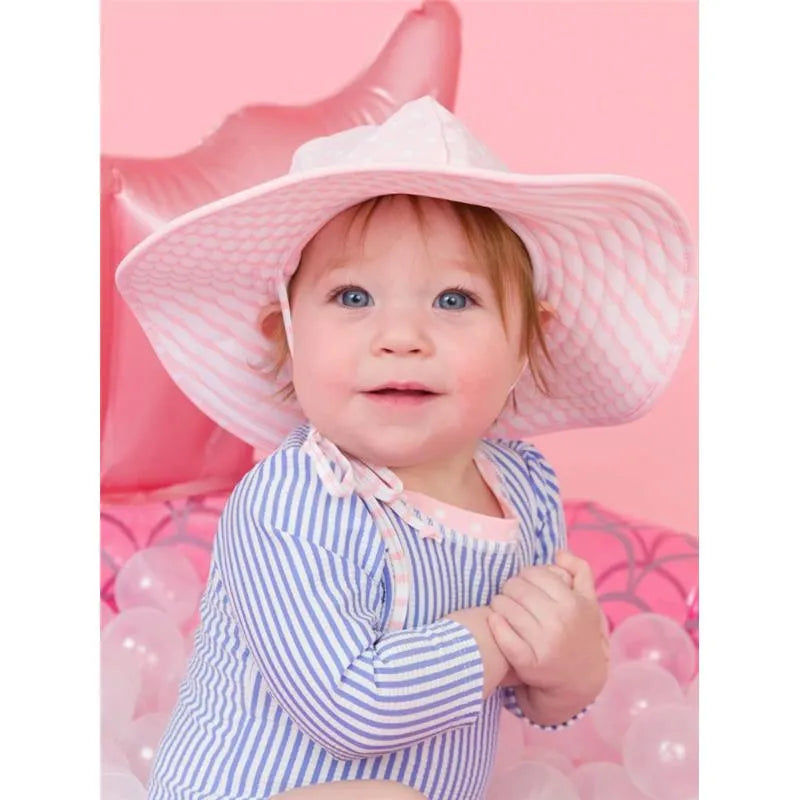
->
<box><xmin>101</xmin><ymin>0</ymin><xmax>462</xmax><ymax>503</ymax></box>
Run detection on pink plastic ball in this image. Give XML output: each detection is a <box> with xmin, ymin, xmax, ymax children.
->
<box><xmin>100</xmin><ymin>770</ymin><xmax>147</xmax><ymax>800</ymax></box>
<box><xmin>101</xmin><ymin>646</ymin><xmax>142</xmax><ymax>737</ymax></box>
<box><xmin>570</xmin><ymin>761</ymin><xmax>649</xmax><ymax>800</ymax></box>
<box><xmin>101</xmin><ymin>607</ymin><xmax>186</xmax><ymax>716</ymax></box>
<box><xmin>523</xmin><ymin>714</ymin><xmax>619</xmax><ymax>765</ymax></box>
<box><xmin>492</xmin><ymin>709</ymin><xmax>527</xmax><ymax>777</ymax></box>
<box><xmin>121</xmin><ymin>711</ymin><xmax>171</xmax><ymax>787</ymax></box>
<box><xmin>590</xmin><ymin>661</ymin><xmax>684</xmax><ymax>750</ymax></box>
<box><xmin>622</xmin><ymin>703</ymin><xmax>698</xmax><ymax>800</ymax></box>
<box><xmin>185</xmin><ymin>629</ymin><xmax>197</xmax><ymax>659</ymax></box>
<box><xmin>489</xmin><ymin>762</ymin><xmax>580</xmax><ymax>800</ymax></box>
<box><xmin>609</xmin><ymin>613</ymin><xmax>697</xmax><ymax>685</ymax></box>
<box><xmin>685</xmin><ymin>675</ymin><xmax>698</xmax><ymax>709</ymax></box>
<box><xmin>519</xmin><ymin>746</ymin><xmax>574</xmax><ymax>776</ymax></box>
<box><xmin>101</xmin><ymin>600</ymin><xmax>116</xmax><ymax>629</ymax></box>
<box><xmin>101</xmin><ymin>732</ymin><xmax>130</xmax><ymax>772</ymax></box>
<box><xmin>156</xmin><ymin>671</ymin><xmax>182</xmax><ymax>715</ymax></box>
<box><xmin>115</xmin><ymin>547</ymin><xmax>202</xmax><ymax>627</ymax></box>
<box><xmin>183</xmin><ymin>606</ymin><xmax>202</xmax><ymax>637</ymax></box>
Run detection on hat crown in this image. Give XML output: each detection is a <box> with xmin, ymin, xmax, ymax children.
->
<box><xmin>290</xmin><ymin>95</ymin><xmax>510</xmax><ymax>174</ymax></box>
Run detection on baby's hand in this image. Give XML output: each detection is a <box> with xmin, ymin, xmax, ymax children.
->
<box><xmin>544</xmin><ymin>563</ymin><xmax>573</xmax><ymax>587</ymax></box>
<box><xmin>488</xmin><ymin>551</ymin><xmax>608</xmax><ymax>703</ymax></box>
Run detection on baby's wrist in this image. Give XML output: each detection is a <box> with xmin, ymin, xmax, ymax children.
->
<box><xmin>516</xmin><ymin>684</ymin><xmax>591</xmax><ymax>727</ymax></box>
<box><xmin>499</xmin><ymin>666</ymin><xmax>523</xmax><ymax>688</ymax></box>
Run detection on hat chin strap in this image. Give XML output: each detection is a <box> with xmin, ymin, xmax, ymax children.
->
<box><xmin>277</xmin><ymin>278</ymin><xmax>296</xmax><ymax>359</ymax></box>
<box><xmin>278</xmin><ymin>276</ymin><xmax>525</xmax><ymax>397</ymax></box>
<box><xmin>506</xmin><ymin>361</ymin><xmax>527</xmax><ymax>400</ymax></box>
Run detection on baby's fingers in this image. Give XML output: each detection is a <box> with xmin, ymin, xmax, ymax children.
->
<box><xmin>545</xmin><ymin>565</ymin><xmax>573</xmax><ymax>586</ymax></box>
<box><xmin>491</xmin><ymin>593</ymin><xmax>545</xmax><ymax>644</ymax></box>
<box><xmin>487</xmin><ymin>611</ymin><xmax>538</xmax><ymax>675</ymax></box>
<box><xmin>554</xmin><ymin>550</ymin><xmax>597</xmax><ymax>600</ymax></box>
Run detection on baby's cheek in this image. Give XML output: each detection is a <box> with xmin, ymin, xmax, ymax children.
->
<box><xmin>459</xmin><ymin>386</ymin><xmax>492</xmax><ymax>416</ymax></box>
<box><xmin>453</xmin><ymin>364</ymin><xmax>508</xmax><ymax>412</ymax></box>
<box><xmin>297</xmin><ymin>356</ymin><xmax>352</xmax><ymax>403</ymax></box>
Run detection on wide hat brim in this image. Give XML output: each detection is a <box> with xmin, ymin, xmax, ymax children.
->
<box><xmin>115</xmin><ymin>162</ymin><xmax>697</xmax><ymax>453</ymax></box>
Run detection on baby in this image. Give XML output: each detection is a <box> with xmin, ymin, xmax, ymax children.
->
<box><xmin>116</xmin><ymin>96</ymin><xmax>696</xmax><ymax>800</ymax></box>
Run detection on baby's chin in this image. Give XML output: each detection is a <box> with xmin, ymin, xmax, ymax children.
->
<box><xmin>334</xmin><ymin>431</ymin><xmax>428</xmax><ymax>467</ymax></box>
<box><xmin>316</xmin><ymin>424</ymin><xmax>471</xmax><ymax>470</ymax></box>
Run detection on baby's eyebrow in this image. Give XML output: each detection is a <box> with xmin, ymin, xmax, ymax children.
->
<box><xmin>446</xmin><ymin>258</ymin><xmax>487</xmax><ymax>276</ymax></box>
<box><xmin>321</xmin><ymin>255</ymin><xmax>485</xmax><ymax>280</ymax></box>
<box><xmin>324</xmin><ymin>259</ymin><xmax>359</xmax><ymax>277</ymax></box>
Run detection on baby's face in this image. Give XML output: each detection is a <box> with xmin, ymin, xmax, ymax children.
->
<box><xmin>288</xmin><ymin>195</ymin><xmax>526</xmax><ymax>469</ymax></box>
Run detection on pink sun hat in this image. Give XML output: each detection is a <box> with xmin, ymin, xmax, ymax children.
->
<box><xmin>115</xmin><ymin>95</ymin><xmax>697</xmax><ymax>454</ymax></box>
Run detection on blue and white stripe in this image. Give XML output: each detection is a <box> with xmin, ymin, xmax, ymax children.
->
<box><xmin>148</xmin><ymin>424</ymin><xmax>566</xmax><ymax>800</ymax></box>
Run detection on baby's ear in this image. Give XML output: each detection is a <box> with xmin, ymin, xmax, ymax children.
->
<box><xmin>257</xmin><ymin>301</ymin><xmax>284</xmax><ymax>341</ymax></box>
<box><xmin>538</xmin><ymin>300</ymin><xmax>557</xmax><ymax>328</ymax></box>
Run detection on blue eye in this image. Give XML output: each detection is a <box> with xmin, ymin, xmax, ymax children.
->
<box><xmin>327</xmin><ymin>285</ymin><xmax>478</xmax><ymax>309</ymax></box>
<box><xmin>331</xmin><ymin>286</ymin><xmax>373</xmax><ymax>307</ymax></box>
<box><xmin>436</xmin><ymin>289</ymin><xmax>476</xmax><ymax>310</ymax></box>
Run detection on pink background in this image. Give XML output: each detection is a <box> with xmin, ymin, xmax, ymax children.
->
<box><xmin>101</xmin><ymin>0</ymin><xmax>698</xmax><ymax>536</ymax></box>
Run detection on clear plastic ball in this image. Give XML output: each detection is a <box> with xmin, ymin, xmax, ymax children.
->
<box><xmin>570</xmin><ymin>761</ymin><xmax>649</xmax><ymax>800</ymax></box>
<box><xmin>120</xmin><ymin>711</ymin><xmax>171</xmax><ymax>787</ymax></box>
<box><xmin>115</xmin><ymin>547</ymin><xmax>202</xmax><ymax>627</ymax></box>
<box><xmin>685</xmin><ymin>674</ymin><xmax>698</xmax><ymax>709</ymax></box>
<box><xmin>622</xmin><ymin>703</ymin><xmax>699</xmax><ymax>800</ymax></box>
<box><xmin>101</xmin><ymin>645</ymin><xmax>142</xmax><ymax>737</ymax></box>
<box><xmin>488</xmin><ymin>761</ymin><xmax>580</xmax><ymax>800</ymax></box>
<box><xmin>609</xmin><ymin>613</ymin><xmax>697</xmax><ymax>685</ymax></box>
<box><xmin>101</xmin><ymin>607</ymin><xmax>186</xmax><ymax>716</ymax></box>
<box><xmin>100</xmin><ymin>769</ymin><xmax>147</xmax><ymax>800</ymax></box>
<box><xmin>590</xmin><ymin>661</ymin><xmax>684</xmax><ymax>750</ymax></box>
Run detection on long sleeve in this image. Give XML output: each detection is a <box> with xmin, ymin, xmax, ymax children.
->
<box><xmin>214</xmin><ymin>460</ymin><xmax>486</xmax><ymax>761</ymax></box>
<box><xmin>499</xmin><ymin>440</ymin><xmax>590</xmax><ymax>729</ymax></box>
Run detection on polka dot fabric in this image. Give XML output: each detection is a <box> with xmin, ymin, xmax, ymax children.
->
<box><xmin>115</xmin><ymin>96</ymin><xmax>697</xmax><ymax>453</ymax></box>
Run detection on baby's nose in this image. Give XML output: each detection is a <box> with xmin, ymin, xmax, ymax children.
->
<box><xmin>380</xmin><ymin>339</ymin><xmax>425</xmax><ymax>354</ymax></box>
<box><xmin>373</xmin><ymin>312</ymin><xmax>432</xmax><ymax>355</ymax></box>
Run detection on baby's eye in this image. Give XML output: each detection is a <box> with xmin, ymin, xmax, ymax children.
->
<box><xmin>332</xmin><ymin>286</ymin><xmax>373</xmax><ymax>308</ymax></box>
<box><xmin>435</xmin><ymin>288</ymin><xmax>476</xmax><ymax>310</ymax></box>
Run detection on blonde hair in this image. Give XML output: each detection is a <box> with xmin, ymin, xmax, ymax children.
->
<box><xmin>255</xmin><ymin>194</ymin><xmax>556</xmax><ymax>410</ymax></box>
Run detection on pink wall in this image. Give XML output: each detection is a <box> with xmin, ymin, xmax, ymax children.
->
<box><xmin>102</xmin><ymin>1</ymin><xmax>698</xmax><ymax>536</ymax></box>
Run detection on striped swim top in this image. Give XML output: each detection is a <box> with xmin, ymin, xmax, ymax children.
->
<box><xmin>148</xmin><ymin>422</ymin><xmax>575</xmax><ymax>800</ymax></box>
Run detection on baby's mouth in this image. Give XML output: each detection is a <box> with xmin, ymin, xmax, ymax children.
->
<box><xmin>368</xmin><ymin>388</ymin><xmax>435</xmax><ymax>397</ymax></box>
<box><xmin>365</xmin><ymin>381</ymin><xmax>441</xmax><ymax>395</ymax></box>
<box><xmin>362</xmin><ymin>385</ymin><xmax>442</xmax><ymax>405</ymax></box>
